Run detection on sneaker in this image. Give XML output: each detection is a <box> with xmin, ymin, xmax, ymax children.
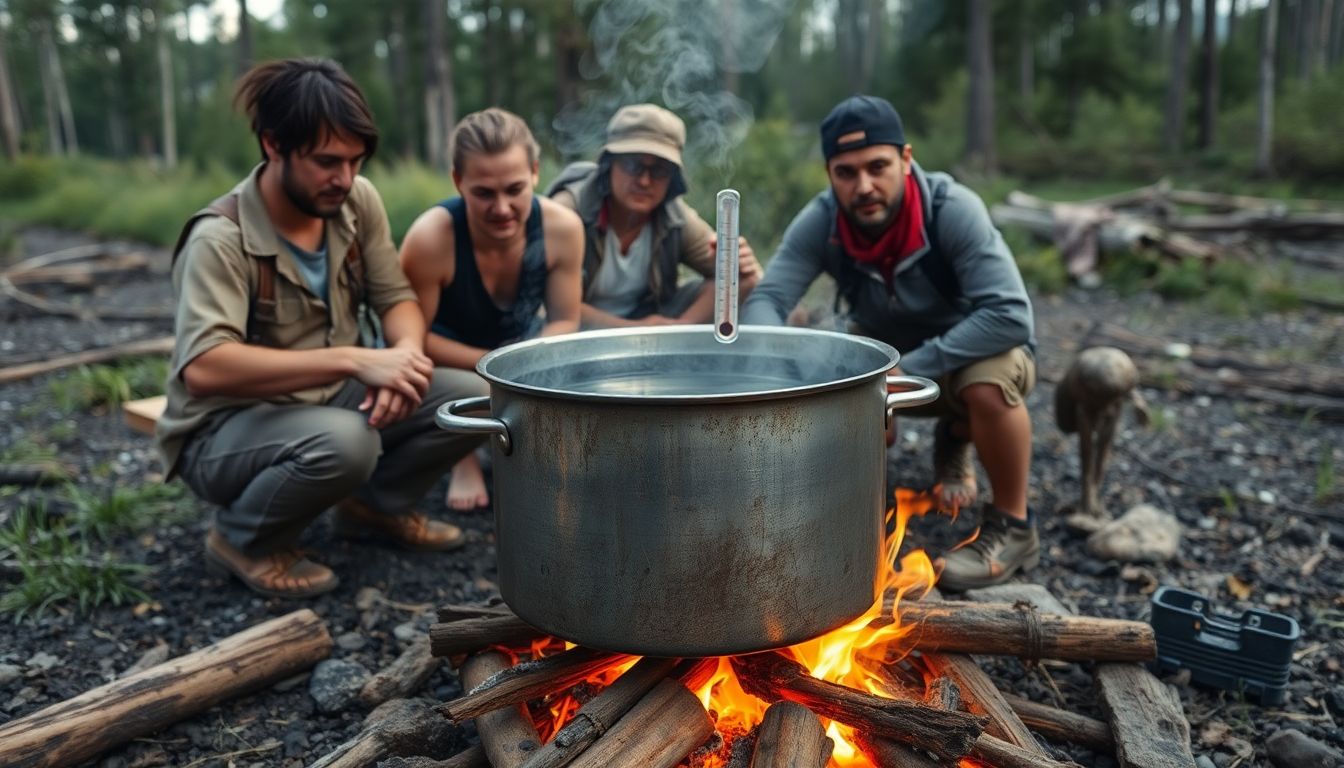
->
<box><xmin>333</xmin><ymin>498</ymin><xmax>465</xmax><ymax>552</ymax></box>
<box><xmin>204</xmin><ymin>529</ymin><xmax>339</xmax><ymax>599</ymax></box>
<box><xmin>935</xmin><ymin>504</ymin><xmax>1040</xmax><ymax>591</ymax></box>
<box><xmin>933</xmin><ymin>418</ymin><xmax>977</xmax><ymax>512</ymax></box>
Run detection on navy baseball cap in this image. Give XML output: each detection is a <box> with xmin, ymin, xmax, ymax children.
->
<box><xmin>820</xmin><ymin>95</ymin><xmax>906</xmax><ymax>161</ymax></box>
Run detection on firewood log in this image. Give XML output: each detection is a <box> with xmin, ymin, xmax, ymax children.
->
<box><xmin>730</xmin><ymin>651</ymin><xmax>985</xmax><ymax>762</ymax></box>
<box><xmin>899</xmin><ymin>601</ymin><xmax>1155</xmax><ymax>662</ymax></box>
<box><xmin>307</xmin><ymin>698</ymin><xmax>457</xmax><ymax>768</ymax></box>
<box><xmin>0</xmin><ymin>609</ymin><xmax>330</xmax><ymax>768</ymax></box>
<box><xmin>429</xmin><ymin>614</ymin><xmax>546</xmax><ymax>658</ymax></box>
<box><xmin>360</xmin><ymin>635</ymin><xmax>441</xmax><ymax>708</ymax></box>
<box><xmin>439</xmin><ymin>647</ymin><xmax>633</xmax><ymax>722</ymax></box>
<box><xmin>461</xmin><ymin>652</ymin><xmax>541</xmax><ymax>768</ymax></box>
<box><xmin>748</xmin><ymin>701</ymin><xmax>832</xmax><ymax>768</ymax></box>
<box><xmin>1095</xmin><ymin>664</ymin><xmax>1197</xmax><ymax>768</ymax></box>
<box><xmin>1003</xmin><ymin>694</ymin><xmax>1114</xmax><ymax>752</ymax></box>
<box><xmin>518</xmin><ymin>656</ymin><xmax>680</xmax><ymax>768</ymax></box>
<box><xmin>565</xmin><ymin>678</ymin><xmax>713</xmax><ymax>768</ymax></box>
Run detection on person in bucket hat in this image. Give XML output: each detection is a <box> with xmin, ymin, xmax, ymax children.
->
<box><xmin>548</xmin><ymin>104</ymin><xmax>760</xmax><ymax>327</ymax></box>
<box><xmin>743</xmin><ymin>94</ymin><xmax>1040</xmax><ymax>593</ymax></box>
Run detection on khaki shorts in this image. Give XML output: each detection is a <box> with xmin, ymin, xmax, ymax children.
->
<box><xmin>897</xmin><ymin>346</ymin><xmax>1036</xmax><ymax>420</ymax></box>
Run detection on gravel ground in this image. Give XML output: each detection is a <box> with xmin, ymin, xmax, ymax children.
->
<box><xmin>0</xmin><ymin>227</ymin><xmax>1340</xmax><ymax>767</ymax></box>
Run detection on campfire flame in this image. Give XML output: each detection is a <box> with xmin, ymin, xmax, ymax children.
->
<box><xmin>525</xmin><ymin>487</ymin><xmax>965</xmax><ymax>766</ymax></box>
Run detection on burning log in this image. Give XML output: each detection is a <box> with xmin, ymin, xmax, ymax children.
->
<box><xmin>517</xmin><ymin>656</ymin><xmax>680</xmax><ymax>768</ymax></box>
<box><xmin>460</xmin><ymin>652</ymin><xmax>542</xmax><ymax>768</ymax></box>
<box><xmin>429</xmin><ymin>613</ymin><xmax>546</xmax><ymax>658</ymax></box>
<box><xmin>731</xmin><ymin>651</ymin><xmax>986</xmax><ymax>762</ymax></box>
<box><xmin>971</xmin><ymin>735</ymin><xmax>1085</xmax><ymax>768</ymax></box>
<box><xmin>0</xmin><ymin>609</ymin><xmax>330</xmax><ymax>768</ymax></box>
<box><xmin>360</xmin><ymin>635</ymin><xmax>442</xmax><ymax>708</ymax></box>
<box><xmin>439</xmin><ymin>646</ymin><xmax>634</xmax><ymax>722</ymax></box>
<box><xmin>851</xmin><ymin>733</ymin><xmax>941</xmax><ymax>768</ymax></box>
<box><xmin>899</xmin><ymin>601</ymin><xmax>1155</xmax><ymax>662</ymax></box>
<box><xmin>438</xmin><ymin>602</ymin><xmax>516</xmax><ymax>622</ymax></box>
<box><xmin>1095</xmin><ymin>664</ymin><xmax>1198</xmax><ymax>768</ymax></box>
<box><xmin>1003</xmin><ymin>694</ymin><xmax>1114</xmax><ymax>753</ymax></box>
<box><xmin>922</xmin><ymin>676</ymin><xmax>960</xmax><ymax>710</ymax></box>
<box><xmin>565</xmin><ymin>677</ymin><xmax>714</xmax><ymax>768</ymax></box>
<box><xmin>749</xmin><ymin>700</ymin><xmax>833</xmax><ymax>768</ymax></box>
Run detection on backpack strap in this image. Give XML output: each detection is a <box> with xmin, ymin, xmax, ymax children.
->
<box><xmin>916</xmin><ymin>182</ymin><xmax>960</xmax><ymax>309</ymax></box>
<box><xmin>172</xmin><ymin>192</ymin><xmax>278</xmax><ymax>344</ymax></box>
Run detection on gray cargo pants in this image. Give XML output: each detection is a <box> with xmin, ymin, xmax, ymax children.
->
<box><xmin>178</xmin><ymin>368</ymin><xmax>488</xmax><ymax>554</ymax></box>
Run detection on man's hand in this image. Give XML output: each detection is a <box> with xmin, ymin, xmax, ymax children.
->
<box><xmin>359</xmin><ymin>386</ymin><xmax>417</xmax><ymax>429</ymax></box>
<box><xmin>352</xmin><ymin>346</ymin><xmax>434</xmax><ymax>403</ymax></box>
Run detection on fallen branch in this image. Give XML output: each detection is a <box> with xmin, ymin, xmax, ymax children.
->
<box><xmin>1004</xmin><ymin>694</ymin><xmax>1114</xmax><ymax>752</ymax></box>
<box><xmin>307</xmin><ymin>698</ymin><xmax>457</xmax><ymax>768</ymax></box>
<box><xmin>360</xmin><ymin>635</ymin><xmax>441</xmax><ymax>708</ymax></box>
<box><xmin>0</xmin><ymin>609</ymin><xmax>331</xmax><ymax>768</ymax></box>
<box><xmin>0</xmin><ymin>461</ymin><xmax>74</xmax><ymax>486</ymax></box>
<box><xmin>0</xmin><ymin>336</ymin><xmax>175</xmax><ymax>385</ymax></box>
<box><xmin>899</xmin><ymin>601</ymin><xmax>1156</xmax><ymax>662</ymax></box>
<box><xmin>439</xmin><ymin>646</ymin><xmax>633</xmax><ymax>722</ymax></box>
<box><xmin>4</xmin><ymin>252</ymin><xmax>150</xmax><ymax>286</ymax></box>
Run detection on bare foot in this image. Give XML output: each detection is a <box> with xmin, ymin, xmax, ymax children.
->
<box><xmin>446</xmin><ymin>455</ymin><xmax>490</xmax><ymax>511</ymax></box>
<box><xmin>934</xmin><ymin>419</ymin><xmax>978</xmax><ymax>513</ymax></box>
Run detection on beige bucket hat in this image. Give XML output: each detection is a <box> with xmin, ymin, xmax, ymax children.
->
<box><xmin>602</xmin><ymin>104</ymin><xmax>686</xmax><ymax>170</ymax></box>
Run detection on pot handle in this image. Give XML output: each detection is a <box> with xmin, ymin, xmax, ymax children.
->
<box><xmin>435</xmin><ymin>396</ymin><xmax>513</xmax><ymax>455</ymax></box>
<box><xmin>885</xmin><ymin>375</ymin><xmax>940</xmax><ymax>419</ymax></box>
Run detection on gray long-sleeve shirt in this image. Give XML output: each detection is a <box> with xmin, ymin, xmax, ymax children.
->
<box><xmin>741</xmin><ymin>164</ymin><xmax>1035</xmax><ymax>379</ymax></box>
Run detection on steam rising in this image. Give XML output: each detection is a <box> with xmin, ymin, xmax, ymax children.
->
<box><xmin>554</xmin><ymin>0</ymin><xmax>793</xmax><ymax>167</ymax></box>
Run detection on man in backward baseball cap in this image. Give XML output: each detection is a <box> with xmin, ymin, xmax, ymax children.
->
<box><xmin>547</xmin><ymin>104</ymin><xmax>760</xmax><ymax>328</ymax></box>
<box><xmin>742</xmin><ymin>94</ymin><xmax>1042</xmax><ymax>593</ymax></box>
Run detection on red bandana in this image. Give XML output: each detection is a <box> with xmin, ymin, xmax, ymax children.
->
<box><xmin>835</xmin><ymin>173</ymin><xmax>925</xmax><ymax>287</ymax></box>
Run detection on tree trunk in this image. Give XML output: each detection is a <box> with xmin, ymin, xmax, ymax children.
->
<box><xmin>1163</xmin><ymin>0</ymin><xmax>1193</xmax><ymax>153</ymax></box>
<box><xmin>721</xmin><ymin>0</ymin><xmax>740</xmax><ymax>94</ymax></box>
<box><xmin>1197</xmin><ymin>0</ymin><xmax>1218</xmax><ymax>149</ymax></box>
<box><xmin>1227</xmin><ymin>0</ymin><xmax>1240</xmax><ymax>43</ymax></box>
<box><xmin>553</xmin><ymin>14</ymin><xmax>582</xmax><ymax>118</ymax></box>
<box><xmin>1297</xmin><ymin>0</ymin><xmax>1317</xmax><ymax>79</ymax></box>
<box><xmin>1317</xmin><ymin>0</ymin><xmax>1335</xmax><ymax>71</ymax></box>
<box><xmin>1255</xmin><ymin>0</ymin><xmax>1279</xmax><ymax>176</ymax></box>
<box><xmin>37</xmin><ymin>22</ymin><xmax>64</xmax><ymax>155</ymax></box>
<box><xmin>860</xmin><ymin>0</ymin><xmax>884</xmax><ymax>92</ymax></box>
<box><xmin>0</xmin><ymin>27</ymin><xmax>21</xmax><ymax>158</ymax></box>
<box><xmin>387</xmin><ymin>6</ymin><xmax>417</xmax><ymax>159</ymax></box>
<box><xmin>482</xmin><ymin>0</ymin><xmax>501</xmax><ymax>105</ymax></box>
<box><xmin>157</xmin><ymin>6</ymin><xmax>178</xmax><ymax>169</ymax></box>
<box><xmin>1018</xmin><ymin>0</ymin><xmax>1035</xmax><ymax>107</ymax></box>
<box><xmin>48</xmin><ymin>25</ymin><xmax>77</xmax><ymax>155</ymax></box>
<box><xmin>1157</xmin><ymin>0</ymin><xmax>1170</xmax><ymax>58</ymax></box>
<box><xmin>1332</xmin><ymin>0</ymin><xmax>1344</xmax><ymax>64</ymax></box>
<box><xmin>966</xmin><ymin>0</ymin><xmax>996</xmax><ymax>175</ymax></box>
<box><xmin>424</xmin><ymin>0</ymin><xmax>455</xmax><ymax>171</ymax></box>
<box><xmin>237</xmin><ymin>0</ymin><xmax>253</xmax><ymax>74</ymax></box>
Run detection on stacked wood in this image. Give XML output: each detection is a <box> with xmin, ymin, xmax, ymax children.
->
<box><xmin>0</xmin><ymin>609</ymin><xmax>331</xmax><ymax>768</ymax></box>
<box><xmin>565</xmin><ymin>678</ymin><xmax>713</xmax><ymax>768</ymax></box>
<box><xmin>898</xmin><ymin>600</ymin><xmax>1156</xmax><ymax>662</ymax></box>
<box><xmin>429</xmin><ymin>612</ymin><xmax>546</xmax><ymax>658</ymax></box>
<box><xmin>439</xmin><ymin>646</ymin><xmax>633</xmax><ymax>722</ymax></box>
<box><xmin>1004</xmin><ymin>694</ymin><xmax>1115</xmax><ymax>753</ymax></box>
<box><xmin>730</xmin><ymin>650</ymin><xmax>987</xmax><ymax>762</ymax></box>
<box><xmin>308</xmin><ymin>698</ymin><xmax>457</xmax><ymax>768</ymax></box>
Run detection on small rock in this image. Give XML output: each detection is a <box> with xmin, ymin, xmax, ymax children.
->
<box><xmin>473</xmin><ymin>577</ymin><xmax>499</xmax><ymax>595</ymax></box>
<box><xmin>5</xmin><ymin>685</ymin><xmax>41</xmax><ymax>711</ymax></box>
<box><xmin>1257</xmin><ymin>489</ymin><xmax>1277</xmax><ymax>505</ymax></box>
<box><xmin>309</xmin><ymin>659</ymin><xmax>370</xmax><ymax>714</ymax></box>
<box><xmin>119</xmin><ymin>642</ymin><xmax>171</xmax><ymax>678</ymax></box>
<box><xmin>26</xmin><ymin>651</ymin><xmax>60</xmax><ymax>671</ymax></box>
<box><xmin>1086</xmin><ymin>503</ymin><xmax>1182</xmax><ymax>563</ymax></box>
<box><xmin>0</xmin><ymin>663</ymin><xmax>21</xmax><ymax>686</ymax></box>
<box><xmin>393</xmin><ymin>623</ymin><xmax>420</xmax><ymax>643</ymax></box>
<box><xmin>1326</xmin><ymin>688</ymin><xmax>1344</xmax><ymax>719</ymax></box>
<box><xmin>335</xmin><ymin>632</ymin><xmax>366</xmax><ymax>652</ymax></box>
<box><xmin>1265</xmin><ymin>728</ymin><xmax>1344</xmax><ymax>768</ymax></box>
<box><xmin>1195</xmin><ymin>756</ymin><xmax>1217</xmax><ymax>768</ymax></box>
<box><xmin>355</xmin><ymin>587</ymin><xmax>382</xmax><ymax>612</ymax></box>
<box><xmin>282</xmin><ymin>727</ymin><xmax>309</xmax><ymax>759</ymax></box>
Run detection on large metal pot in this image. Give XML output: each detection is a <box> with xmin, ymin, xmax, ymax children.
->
<box><xmin>436</xmin><ymin>325</ymin><xmax>938</xmax><ymax>656</ymax></box>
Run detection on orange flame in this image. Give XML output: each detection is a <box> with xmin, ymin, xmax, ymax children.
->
<box><xmin>525</xmin><ymin>488</ymin><xmax>947</xmax><ymax>766</ymax></box>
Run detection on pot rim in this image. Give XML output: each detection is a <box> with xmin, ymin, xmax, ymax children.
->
<box><xmin>474</xmin><ymin>324</ymin><xmax>901</xmax><ymax>404</ymax></box>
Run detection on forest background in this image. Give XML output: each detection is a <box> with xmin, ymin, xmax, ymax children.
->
<box><xmin>0</xmin><ymin>0</ymin><xmax>1342</xmax><ymax>269</ymax></box>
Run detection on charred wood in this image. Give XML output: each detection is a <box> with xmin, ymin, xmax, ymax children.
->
<box><xmin>730</xmin><ymin>651</ymin><xmax>985</xmax><ymax>762</ymax></box>
<box><xmin>1004</xmin><ymin>694</ymin><xmax>1115</xmax><ymax>752</ymax></box>
<box><xmin>360</xmin><ymin>635</ymin><xmax>441</xmax><ymax>708</ymax></box>
<box><xmin>429</xmin><ymin>614</ymin><xmax>545</xmax><ymax>658</ymax></box>
<box><xmin>307</xmin><ymin>698</ymin><xmax>456</xmax><ymax>768</ymax></box>
<box><xmin>439</xmin><ymin>646</ymin><xmax>633</xmax><ymax>722</ymax></box>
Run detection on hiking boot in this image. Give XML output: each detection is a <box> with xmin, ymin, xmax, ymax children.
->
<box><xmin>936</xmin><ymin>504</ymin><xmax>1040</xmax><ymax>591</ymax></box>
<box><xmin>204</xmin><ymin>529</ymin><xmax>339</xmax><ymax>599</ymax></box>
<box><xmin>933</xmin><ymin>418</ymin><xmax>977</xmax><ymax>512</ymax></box>
<box><xmin>333</xmin><ymin>498</ymin><xmax>465</xmax><ymax>552</ymax></box>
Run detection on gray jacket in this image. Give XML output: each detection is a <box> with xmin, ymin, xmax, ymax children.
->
<box><xmin>548</xmin><ymin>160</ymin><xmax>715</xmax><ymax>315</ymax></box>
<box><xmin>741</xmin><ymin>164</ymin><xmax>1035</xmax><ymax>379</ymax></box>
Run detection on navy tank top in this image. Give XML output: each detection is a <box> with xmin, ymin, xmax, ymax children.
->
<box><xmin>431</xmin><ymin>197</ymin><xmax>547</xmax><ymax>350</ymax></box>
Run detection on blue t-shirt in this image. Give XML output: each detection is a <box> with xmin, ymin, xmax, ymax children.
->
<box><xmin>280</xmin><ymin>234</ymin><xmax>330</xmax><ymax>304</ymax></box>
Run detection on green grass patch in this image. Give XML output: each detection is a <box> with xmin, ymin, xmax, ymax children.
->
<box><xmin>48</xmin><ymin>359</ymin><xmax>169</xmax><ymax>413</ymax></box>
<box><xmin>0</xmin><ymin>439</ymin><xmax>58</xmax><ymax>465</ymax></box>
<box><xmin>0</xmin><ymin>502</ymin><xmax>150</xmax><ymax>622</ymax></box>
<box><xmin>63</xmin><ymin>481</ymin><xmax>193</xmax><ymax>541</ymax></box>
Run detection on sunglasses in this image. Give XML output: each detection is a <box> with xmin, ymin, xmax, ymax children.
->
<box><xmin>614</xmin><ymin>155</ymin><xmax>676</xmax><ymax>181</ymax></box>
